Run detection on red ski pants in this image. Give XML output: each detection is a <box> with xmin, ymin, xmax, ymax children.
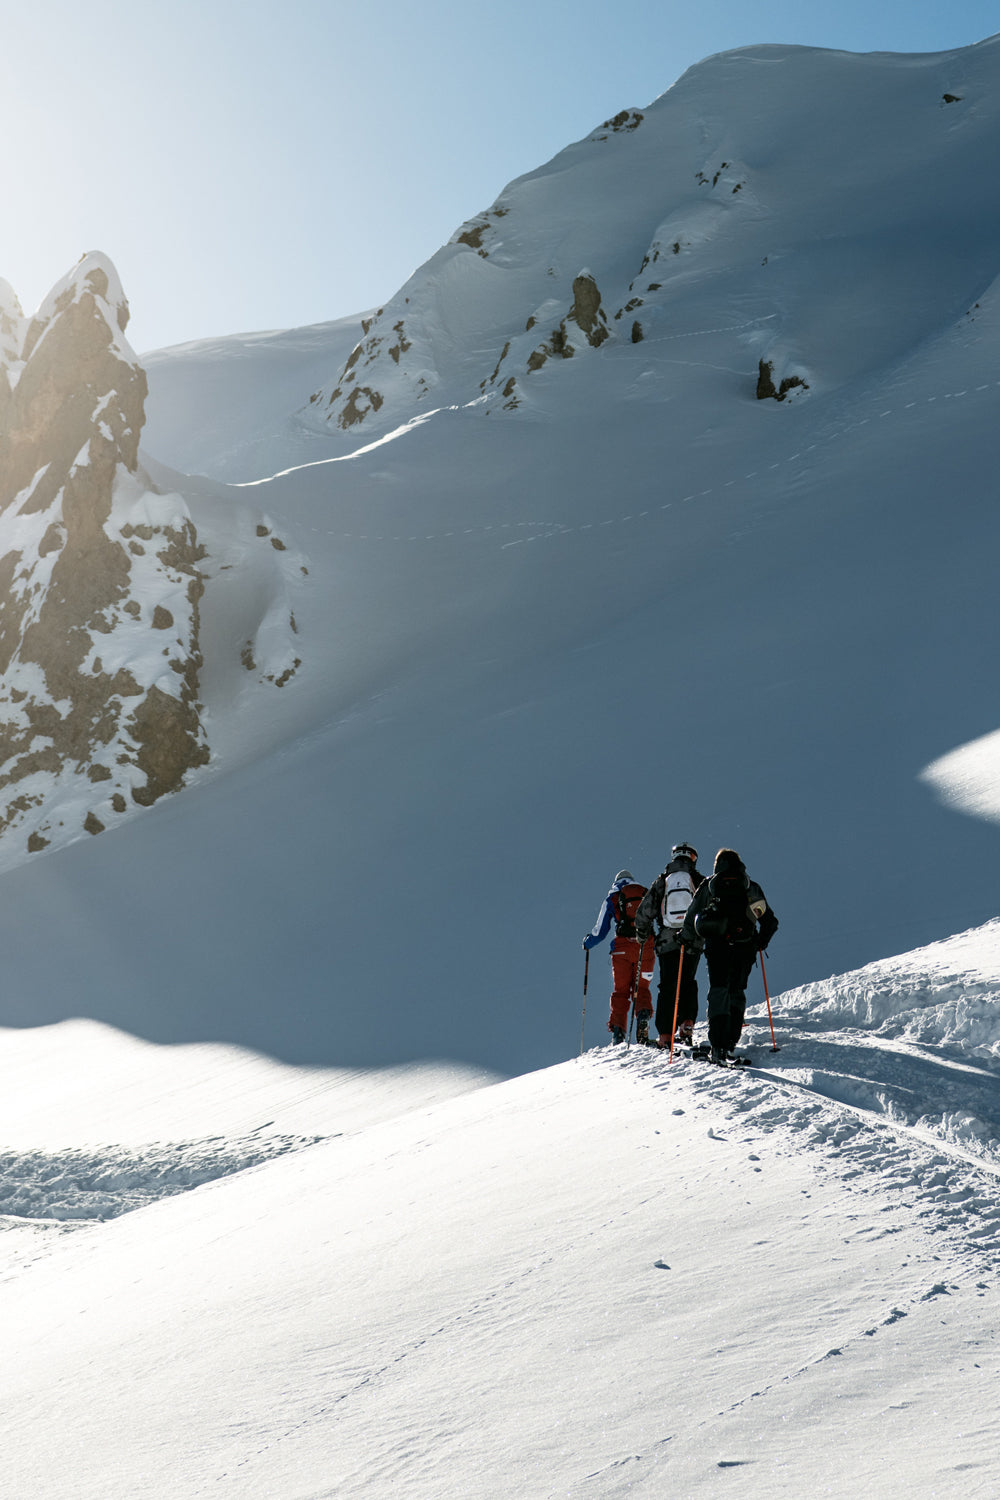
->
<box><xmin>608</xmin><ymin>939</ymin><xmax>655</xmax><ymax>1030</ymax></box>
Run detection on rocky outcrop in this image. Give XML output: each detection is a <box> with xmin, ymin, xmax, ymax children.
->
<box><xmin>306</xmin><ymin>308</ymin><xmax>394</xmax><ymax>431</ymax></box>
<box><xmin>453</xmin><ymin>204</ymin><xmax>510</xmax><ymax>258</ymax></box>
<box><xmin>593</xmin><ymin>110</ymin><xmax>644</xmax><ymax>139</ymax></box>
<box><xmin>481</xmin><ymin>272</ymin><xmax>612</xmax><ymax>409</ymax></box>
<box><xmin>756</xmin><ymin>358</ymin><xmax>809</xmax><ymax>402</ymax></box>
<box><xmin>568</xmin><ymin>273</ymin><xmax>610</xmax><ymax>348</ymax></box>
<box><xmin>0</xmin><ymin>254</ymin><xmax>210</xmax><ymax>851</ymax></box>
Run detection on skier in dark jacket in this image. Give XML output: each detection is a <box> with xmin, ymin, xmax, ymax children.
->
<box><xmin>635</xmin><ymin>842</ymin><xmax>707</xmax><ymax>1048</ymax></box>
<box><xmin>583</xmin><ymin>870</ymin><xmax>656</xmax><ymax>1043</ymax></box>
<box><xmin>680</xmin><ymin>848</ymin><xmax>778</xmax><ymax>1063</ymax></box>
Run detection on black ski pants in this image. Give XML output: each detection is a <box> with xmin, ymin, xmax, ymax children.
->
<box><xmin>654</xmin><ymin>944</ymin><xmax>701</xmax><ymax>1036</ymax></box>
<box><xmin>704</xmin><ymin>940</ymin><xmax>758</xmax><ymax>1052</ymax></box>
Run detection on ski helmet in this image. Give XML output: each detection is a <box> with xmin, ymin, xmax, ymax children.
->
<box><xmin>672</xmin><ymin>843</ymin><xmax>697</xmax><ymax>862</ymax></box>
<box><xmin>613</xmin><ymin>869</ymin><xmax>634</xmax><ymax>884</ymax></box>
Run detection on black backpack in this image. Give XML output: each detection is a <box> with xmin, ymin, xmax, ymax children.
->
<box><xmin>696</xmin><ymin>870</ymin><xmax>756</xmax><ymax>945</ymax></box>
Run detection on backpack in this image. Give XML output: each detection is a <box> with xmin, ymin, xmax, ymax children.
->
<box><xmin>613</xmin><ymin>882</ymin><xmax>646</xmax><ymax>939</ymax></box>
<box><xmin>661</xmin><ymin>868</ymin><xmax>695</xmax><ymax>930</ymax></box>
<box><xmin>698</xmin><ymin>870</ymin><xmax>757</xmax><ymax>944</ymax></box>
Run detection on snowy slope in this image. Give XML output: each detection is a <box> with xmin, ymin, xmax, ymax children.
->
<box><xmin>3</xmin><ymin>36</ymin><xmax>1000</xmax><ymax>1500</ymax></box>
<box><xmin>141</xmin><ymin>315</ymin><xmax>367</xmax><ymax>481</ymax></box>
<box><xmin>4</xmin><ymin>38</ymin><xmax>1000</xmax><ymax>1083</ymax></box>
<box><xmin>0</xmin><ymin>1020</ymin><xmax>493</xmax><ymax>1223</ymax></box>
<box><xmin>300</xmin><ymin>42</ymin><xmax>1000</xmax><ymax>443</ymax></box>
<box><xmin>2</xmin><ymin>926</ymin><xmax>1000</xmax><ymax>1497</ymax></box>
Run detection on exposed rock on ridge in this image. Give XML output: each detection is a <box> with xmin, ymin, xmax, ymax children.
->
<box><xmin>297</xmin><ymin>41</ymin><xmax>1000</xmax><ymax>445</ymax></box>
<box><xmin>0</xmin><ymin>254</ymin><xmax>210</xmax><ymax>851</ymax></box>
<box><xmin>296</xmin><ymin>106</ymin><xmax>760</xmax><ymax>440</ymax></box>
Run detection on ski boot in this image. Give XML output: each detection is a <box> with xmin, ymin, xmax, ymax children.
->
<box><xmin>635</xmin><ymin>1011</ymin><xmax>652</xmax><ymax>1045</ymax></box>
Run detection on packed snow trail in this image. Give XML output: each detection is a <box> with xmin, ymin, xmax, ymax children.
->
<box><xmin>621</xmin><ymin>1024</ymin><xmax>1000</xmax><ymax>1269</ymax></box>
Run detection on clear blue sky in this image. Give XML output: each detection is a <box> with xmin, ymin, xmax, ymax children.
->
<box><xmin>1</xmin><ymin>0</ymin><xmax>995</xmax><ymax>352</ymax></box>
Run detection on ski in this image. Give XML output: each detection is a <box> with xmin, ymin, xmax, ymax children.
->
<box><xmin>678</xmin><ymin>1046</ymin><xmax>753</xmax><ymax>1068</ymax></box>
<box><xmin>636</xmin><ymin>1039</ymin><xmax>759</xmax><ymax>1068</ymax></box>
<box><xmin>640</xmin><ymin>1039</ymin><xmax>711</xmax><ymax>1058</ymax></box>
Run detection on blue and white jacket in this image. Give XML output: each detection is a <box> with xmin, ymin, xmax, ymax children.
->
<box><xmin>583</xmin><ymin>875</ymin><xmax>646</xmax><ymax>954</ymax></box>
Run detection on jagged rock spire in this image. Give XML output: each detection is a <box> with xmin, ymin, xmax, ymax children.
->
<box><xmin>0</xmin><ymin>253</ymin><xmax>210</xmax><ymax>851</ymax></box>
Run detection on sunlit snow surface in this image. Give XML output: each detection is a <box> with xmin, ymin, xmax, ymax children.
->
<box><xmin>2</xmin><ymin>924</ymin><xmax>999</xmax><ymax>1496</ymax></box>
<box><xmin>5</xmin><ymin>36</ymin><xmax>1000</xmax><ymax>1493</ymax></box>
<box><xmin>0</xmin><ymin>1020</ymin><xmax>495</xmax><ymax>1219</ymax></box>
<box><xmin>922</xmin><ymin>727</ymin><xmax>1000</xmax><ymax>825</ymax></box>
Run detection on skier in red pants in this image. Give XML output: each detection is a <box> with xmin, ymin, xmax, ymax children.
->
<box><xmin>583</xmin><ymin>870</ymin><xmax>655</xmax><ymax>1043</ymax></box>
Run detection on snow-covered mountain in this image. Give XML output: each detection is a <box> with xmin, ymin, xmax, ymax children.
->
<box><xmin>3</xmin><ymin>32</ymin><xmax>1000</xmax><ymax>1499</ymax></box>
<box><xmin>299</xmin><ymin>43</ymin><xmax>996</xmax><ymax>442</ymax></box>
<box><xmin>4</xmin><ymin>38</ymin><xmax>1000</xmax><ymax>1080</ymax></box>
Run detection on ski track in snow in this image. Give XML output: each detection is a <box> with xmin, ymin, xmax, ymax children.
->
<box><xmin>614</xmin><ymin>1031</ymin><xmax>1000</xmax><ymax>1277</ymax></box>
<box><xmin>568</xmin><ymin>1030</ymin><xmax>1000</xmax><ymax>1491</ymax></box>
<box><xmin>285</xmin><ymin>366</ymin><xmax>1000</xmax><ymax>549</ymax></box>
<box><xmin>205</xmin><ymin>1154</ymin><xmax>701</xmax><ymax>1488</ymax></box>
<box><xmin>575</xmin><ymin>1275</ymin><xmax>970</xmax><ymax>1495</ymax></box>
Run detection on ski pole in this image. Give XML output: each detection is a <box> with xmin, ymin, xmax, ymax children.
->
<box><xmin>626</xmin><ymin>953</ymin><xmax>640</xmax><ymax>1048</ymax></box>
<box><xmin>669</xmin><ymin>945</ymin><xmax>684</xmax><ymax>1062</ymax></box>
<box><xmin>759</xmin><ymin>951</ymin><xmax>780</xmax><ymax>1052</ymax></box>
<box><xmin>580</xmin><ymin>950</ymin><xmax>589</xmax><ymax>1056</ymax></box>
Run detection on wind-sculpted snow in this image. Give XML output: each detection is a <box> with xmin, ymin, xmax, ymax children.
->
<box><xmin>622</xmin><ymin>1031</ymin><xmax>1000</xmax><ymax>1256</ymax></box>
<box><xmin>0</xmin><ymin>1018</ymin><xmax>498</xmax><ymax>1233</ymax></box>
<box><xmin>664</xmin><ymin>1041</ymin><xmax>1000</xmax><ymax>1256</ymax></box>
<box><xmin>0</xmin><ymin>1132</ymin><xmax>326</xmax><ymax>1223</ymax></box>
<box><xmin>776</xmin><ymin>919</ymin><xmax>1000</xmax><ymax>1061</ymax></box>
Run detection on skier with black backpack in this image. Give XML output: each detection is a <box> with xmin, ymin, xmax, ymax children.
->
<box><xmin>680</xmin><ymin>848</ymin><xmax>778</xmax><ymax>1065</ymax></box>
<box><xmin>634</xmin><ymin>843</ymin><xmax>707</xmax><ymax>1049</ymax></box>
<box><xmin>583</xmin><ymin>870</ymin><xmax>655</xmax><ymax>1043</ymax></box>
